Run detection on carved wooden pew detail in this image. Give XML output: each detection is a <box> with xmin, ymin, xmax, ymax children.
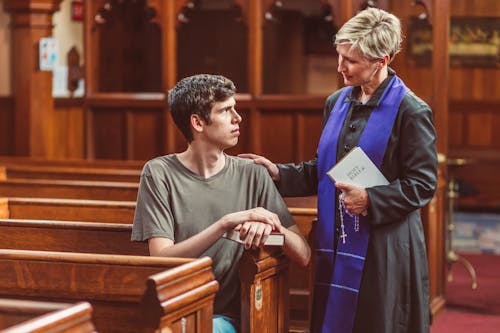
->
<box><xmin>0</xmin><ymin>249</ymin><xmax>216</xmax><ymax>333</ymax></box>
<box><xmin>0</xmin><ymin>299</ymin><xmax>96</xmax><ymax>333</ymax></box>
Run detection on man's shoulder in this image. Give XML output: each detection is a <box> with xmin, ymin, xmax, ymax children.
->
<box><xmin>142</xmin><ymin>154</ymin><xmax>177</xmax><ymax>176</ymax></box>
<box><xmin>227</xmin><ymin>155</ymin><xmax>268</xmax><ymax>175</ymax></box>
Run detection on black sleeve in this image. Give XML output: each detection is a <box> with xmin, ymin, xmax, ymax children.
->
<box><xmin>366</xmin><ymin>98</ymin><xmax>438</xmax><ymax>224</ymax></box>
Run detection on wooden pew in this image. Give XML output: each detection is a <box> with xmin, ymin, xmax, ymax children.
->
<box><xmin>287</xmin><ymin>208</ymin><xmax>317</xmax><ymax>332</ymax></box>
<box><xmin>0</xmin><ymin>197</ymin><xmax>135</xmax><ymax>223</ymax></box>
<box><xmin>0</xmin><ymin>219</ymin><xmax>148</xmax><ymax>255</ymax></box>
<box><xmin>0</xmin><ymin>249</ymin><xmax>216</xmax><ymax>333</ymax></box>
<box><xmin>0</xmin><ymin>179</ymin><xmax>139</xmax><ymax>201</ymax></box>
<box><xmin>0</xmin><ymin>155</ymin><xmax>145</xmax><ymax>170</ymax></box>
<box><xmin>0</xmin><ymin>219</ymin><xmax>290</xmax><ymax>333</ymax></box>
<box><xmin>0</xmin><ymin>164</ymin><xmax>141</xmax><ymax>182</ymax></box>
<box><xmin>0</xmin><ymin>299</ymin><xmax>96</xmax><ymax>333</ymax></box>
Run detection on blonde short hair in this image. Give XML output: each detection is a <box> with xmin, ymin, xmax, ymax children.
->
<box><xmin>334</xmin><ymin>8</ymin><xmax>403</xmax><ymax>62</ymax></box>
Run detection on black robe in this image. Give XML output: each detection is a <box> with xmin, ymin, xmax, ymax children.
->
<box><xmin>277</xmin><ymin>69</ymin><xmax>437</xmax><ymax>333</ymax></box>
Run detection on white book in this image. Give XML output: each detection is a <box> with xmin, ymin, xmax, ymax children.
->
<box><xmin>327</xmin><ymin>146</ymin><xmax>389</xmax><ymax>188</ymax></box>
<box><xmin>223</xmin><ymin>229</ymin><xmax>285</xmax><ymax>246</ymax></box>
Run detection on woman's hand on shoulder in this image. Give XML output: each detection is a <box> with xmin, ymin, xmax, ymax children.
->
<box><xmin>238</xmin><ymin>153</ymin><xmax>280</xmax><ymax>181</ymax></box>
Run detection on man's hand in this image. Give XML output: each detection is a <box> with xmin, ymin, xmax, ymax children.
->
<box><xmin>238</xmin><ymin>153</ymin><xmax>280</xmax><ymax>181</ymax></box>
<box><xmin>220</xmin><ymin>207</ymin><xmax>282</xmax><ymax>231</ymax></box>
<box><xmin>234</xmin><ymin>221</ymin><xmax>273</xmax><ymax>250</ymax></box>
<box><xmin>335</xmin><ymin>182</ymin><xmax>369</xmax><ymax>215</ymax></box>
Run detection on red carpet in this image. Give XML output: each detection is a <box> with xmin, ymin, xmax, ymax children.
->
<box><xmin>431</xmin><ymin>253</ymin><xmax>500</xmax><ymax>333</ymax></box>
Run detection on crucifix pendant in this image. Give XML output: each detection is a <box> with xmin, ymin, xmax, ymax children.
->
<box><xmin>340</xmin><ymin>224</ymin><xmax>347</xmax><ymax>244</ymax></box>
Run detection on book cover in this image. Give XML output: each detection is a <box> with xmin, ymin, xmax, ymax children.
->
<box><xmin>327</xmin><ymin>146</ymin><xmax>389</xmax><ymax>188</ymax></box>
<box><xmin>223</xmin><ymin>229</ymin><xmax>285</xmax><ymax>246</ymax></box>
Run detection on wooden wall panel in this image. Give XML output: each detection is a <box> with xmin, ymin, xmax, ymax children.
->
<box><xmin>449</xmin><ymin>100</ymin><xmax>500</xmax><ymax>209</ymax></box>
<box><xmin>467</xmin><ymin>112</ymin><xmax>492</xmax><ymax>147</ymax></box>
<box><xmin>300</xmin><ymin>112</ymin><xmax>322</xmax><ymax>161</ymax></box>
<box><xmin>0</xmin><ymin>96</ymin><xmax>14</xmax><ymax>155</ymax></box>
<box><xmin>53</xmin><ymin>99</ymin><xmax>85</xmax><ymax>159</ymax></box>
<box><xmin>91</xmin><ymin>110</ymin><xmax>127</xmax><ymax>159</ymax></box>
<box><xmin>260</xmin><ymin>112</ymin><xmax>295</xmax><ymax>163</ymax></box>
<box><xmin>127</xmin><ymin>110</ymin><xmax>164</xmax><ymax>161</ymax></box>
<box><xmin>448</xmin><ymin>111</ymin><xmax>464</xmax><ymax>147</ymax></box>
<box><xmin>391</xmin><ymin>0</ymin><xmax>500</xmax><ymax>103</ymax></box>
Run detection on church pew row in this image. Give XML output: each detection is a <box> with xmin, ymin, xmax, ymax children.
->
<box><xmin>0</xmin><ymin>220</ymin><xmax>290</xmax><ymax>333</ymax></box>
<box><xmin>0</xmin><ymin>155</ymin><xmax>145</xmax><ymax>170</ymax></box>
<box><xmin>0</xmin><ymin>179</ymin><xmax>139</xmax><ymax>201</ymax></box>
<box><xmin>0</xmin><ymin>197</ymin><xmax>318</xmax><ymax>331</ymax></box>
<box><xmin>0</xmin><ymin>164</ymin><xmax>141</xmax><ymax>182</ymax></box>
<box><xmin>0</xmin><ymin>196</ymin><xmax>315</xmax><ymax>227</ymax></box>
<box><xmin>0</xmin><ymin>249</ymin><xmax>216</xmax><ymax>333</ymax></box>
<box><xmin>0</xmin><ymin>299</ymin><xmax>97</xmax><ymax>333</ymax></box>
<box><xmin>0</xmin><ymin>178</ymin><xmax>319</xmax><ymax>207</ymax></box>
<box><xmin>0</xmin><ymin>197</ymin><xmax>136</xmax><ymax>223</ymax></box>
<box><xmin>0</xmin><ymin>219</ymin><xmax>149</xmax><ymax>255</ymax></box>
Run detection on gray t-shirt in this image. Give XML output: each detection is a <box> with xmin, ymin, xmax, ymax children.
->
<box><xmin>131</xmin><ymin>154</ymin><xmax>294</xmax><ymax>318</ymax></box>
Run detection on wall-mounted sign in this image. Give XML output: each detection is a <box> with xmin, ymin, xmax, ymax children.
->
<box><xmin>39</xmin><ymin>37</ymin><xmax>59</xmax><ymax>71</ymax></box>
<box><xmin>71</xmin><ymin>0</ymin><xmax>83</xmax><ymax>21</ymax></box>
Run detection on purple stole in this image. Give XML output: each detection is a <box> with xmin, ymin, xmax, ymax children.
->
<box><xmin>313</xmin><ymin>76</ymin><xmax>409</xmax><ymax>333</ymax></box>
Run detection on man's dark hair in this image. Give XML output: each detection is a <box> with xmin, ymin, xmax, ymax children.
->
<box><xmin>168</xmin><ymin>74</ymin><xmax>236</xmax><ymax>142</ymax></box>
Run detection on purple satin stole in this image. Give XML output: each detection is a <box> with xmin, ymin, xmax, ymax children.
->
<box><xmin>313</xmin><ymin>76</ymin><xmax>409</xmax><ymax>333</ymax></box>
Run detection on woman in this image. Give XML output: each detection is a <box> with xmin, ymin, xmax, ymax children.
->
<box><xmin>240</xmin><ymin>7</ymin><xmax>437</xmax><ymax>333</ymax></box>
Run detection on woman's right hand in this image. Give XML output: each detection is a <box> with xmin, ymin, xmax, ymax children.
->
<box><xmin>238</xmin><ymin>153</ymin><xmax>280</xmax><ymax>181</ymax></box>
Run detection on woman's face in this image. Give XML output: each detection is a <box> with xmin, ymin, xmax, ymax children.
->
<box><xmin>336</xmin><ymin>44</ymin><xmax>380</xmax><ymax>87</ymax></box>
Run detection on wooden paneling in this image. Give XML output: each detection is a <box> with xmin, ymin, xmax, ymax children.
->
<box><xmin>53</xmin><ymin>98</ymin><xmax>85</xmax><ymax>159</ymax></box>
<box><xmin>91</xmin><ymin>109</ymin><xmax>127</xmax><ymax>159</ymax></box>
<box><xmin>177</xmin><ymin>9</ymin><xmax>249</xmax><ymax>92</ymax></box>
<box><xmin>260</xmin><ymin>111</ymin><xmax>295</xmax><ymax>163</ymax></box>
<box><xmin>127</xmin><ymin>110</ymin><xmax>164</xmax><ymax>160</ymax></box>
<box><xmin>0</xmin><ymin>96</ymin><xmax>14</xmax><ymax>156</ymax></box>
<box><xmin>449</xmin><ymin>100</ymin><xmax>500</xmax><ymax>209</ymax></box>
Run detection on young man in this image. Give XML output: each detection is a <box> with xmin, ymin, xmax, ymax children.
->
<box><xmin>131</xmin><ymin>74</ymin><xmax>310</xmax><ymax>333</ymax></box>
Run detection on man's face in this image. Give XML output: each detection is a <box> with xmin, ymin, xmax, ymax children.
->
<box><xmin>201</xmin><ymin>96</ymin><xmax>242</xmax><ymax>150</ymax></box>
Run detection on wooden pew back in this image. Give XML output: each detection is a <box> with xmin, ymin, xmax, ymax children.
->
<box><xmin>0</xmin><ymin>218</ymin><xmax>148</xmax><ymax>255</ymax></box>
<box><xmin>0</xmin><ymin>164</ymin><xmax>141</xmax><ymax>183</ymax></box>
<box><xmin>0</xmin><ymin>179</ymin><xmax>138</xmax><ymax>201</ymax></box>
<box><xmin>0</xmin><ymin>156</ymin><xmax>145</xmax><ymax>170</ymax></box>
<box><xmin>0</xmin><ymin>299</ymin><xmax>96</xmax><ymax>333</ymax></box>
<box><xmin>0</xmin><ymin>249</ymin><xmax>216</xmax><ymax>333</ymax></box>
<box><xmin>0</xmin><ymin>197</ymin><xmax>136</xmax><ymax>223</ymax></box>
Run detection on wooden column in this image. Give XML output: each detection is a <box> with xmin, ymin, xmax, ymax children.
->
<box><xmin>429</xmin><ymin>0</ymin><xmax>449</xmax><ymax>316</ymax></box>
<box><xmin>3</xmin><ymin>0</ymin><xmax>63</xmax><ymax>158</ymax></box>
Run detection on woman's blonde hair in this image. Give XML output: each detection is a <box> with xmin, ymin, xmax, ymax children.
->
<box><xmin>334</xmin><ymin>7</ymin><xmax>403</xmax><ymax>62</ymax></box>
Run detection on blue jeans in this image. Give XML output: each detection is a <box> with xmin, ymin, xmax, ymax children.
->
<box><xmin>213</xmin><ymin>315</ymin><xmax>237</xmax><ymax>333</ymax></box>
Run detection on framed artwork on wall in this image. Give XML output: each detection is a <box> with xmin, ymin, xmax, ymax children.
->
<box><xmin>407</xmin><ymin>16</ymin><xmax>500</xmax><ymax>67</ymax></box>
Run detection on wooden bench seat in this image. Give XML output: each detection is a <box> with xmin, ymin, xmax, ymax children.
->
<box><xmin>0</xmin><ymin>299</ymin><xmax>96</xmax><ymax>333</ymax></box>
<box><xmin>0</xmin><ymin>249</ymin><xmax>216</xmax><ymax>333</ymax></box>
<box><xmin>0</xmin><ymin>164</ymin><xmax>141</xmax><ymax>182</ymax></box>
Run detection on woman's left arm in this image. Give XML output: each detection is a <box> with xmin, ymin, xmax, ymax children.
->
<box><xmin>366</xmin><ymin>102</ymin><xmax>438</xmax><ymax>224</ymax></box>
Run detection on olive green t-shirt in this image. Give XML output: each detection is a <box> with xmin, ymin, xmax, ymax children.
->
<box><xmin>131</xmin><ymin>154</ymin><xmax>294</xmax><ymax>319</ymax></box>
